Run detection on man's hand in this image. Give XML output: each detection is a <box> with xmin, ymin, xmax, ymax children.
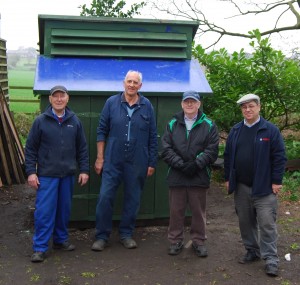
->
<box><xmin>27</xmin><ymin>174</ymin><xmax>40</xmax><ymax>190</ymax></box>
<box><xmin>225</xmin><ymin>181</ymin><xmax>229</xmax><ymax>193</ymax></box>
<box><xmin>78</xmin><ymin>173</ymin><xmax>89</xmax><ymax>186</ymax></box>
<box><xmin>94</xmin><ymin>158</ymin><xmax>104</xmax><ymax>175</ymax></box>
<box><xmin>272</xmin><ymin>184</ymin><xmax>282</xmax><ymax>195</ymax></box>
<box><xmin>182</xmin><ymin>161</ymin><xmax>198</xmax><ymax>176</ymax></box>
<box><xmin>147</xmin><ymin>167</ymin><xmax>155</xmax><ymax>177</ymax></box>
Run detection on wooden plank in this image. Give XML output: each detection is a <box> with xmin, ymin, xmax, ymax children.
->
<box><xmin>3</xmin><ymin>101</ymin><xmax>25</xmax><ymax>164</ymax></box>
<box><xmin>0</xmin><ymin>86</ymin><xmax>25</xmax><ymax>164</ymax></box>
<box><xmin>52</xmin><ymin>28</ymin><xmax>187</xmax><ymax>41</ymax></box>
<box><xmin>0</xmin><ymin>88</ymin><xmax>21</xmax><ymax>184</ymax></box>
<box><xmin>51</xmin><ymin>38</ymin><xmax>187</xmax><ymax>48</ymax></box>
<box><xmin>0</xmin><ymin>128</ymin><xmax>12</xmax><ymax>185</ymax></box>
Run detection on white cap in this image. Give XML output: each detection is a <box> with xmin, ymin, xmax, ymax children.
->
<box><xmin>237</xmin><ymin>94</ymin><xmax>260</xmax><ymax>105</ymax></box>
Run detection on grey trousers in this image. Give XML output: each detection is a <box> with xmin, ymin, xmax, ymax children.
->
<box><xmin>168</xmin><ymin>187</ymin><xmax>208</xmax><ymax>245</ymax></box>
<box><xmin>234</xmin><ymin>183</ymin><xmax>279</xmax><ymax>265</ymax></box>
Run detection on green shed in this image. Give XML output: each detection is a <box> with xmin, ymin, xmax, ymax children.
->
<box><xmin>34</xmin><ymin>15</ymin><xmax>213</xmax><ymax>221</ymax></box>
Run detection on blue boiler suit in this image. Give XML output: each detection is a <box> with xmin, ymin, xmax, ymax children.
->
<box><xmin>95</xmin><ymin>92</ymin><xmax>157</xmax><ymax>240</ymax></box>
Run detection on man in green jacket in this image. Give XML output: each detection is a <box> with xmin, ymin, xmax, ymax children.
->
<box><xmin>161</xmin><ymin>90</ymin><xmax>219</xmax><ymax>257</ymax></box>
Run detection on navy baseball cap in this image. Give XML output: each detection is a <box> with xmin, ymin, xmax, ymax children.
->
<box><xmin>50</xmin><ymin>85</ymin><xmax>68</xmax><ymax>96</ymax></box>
<box><xmin>182</xmin><ymin>90</ymin><xmax>200</xmax><ymax>102</ymax></box>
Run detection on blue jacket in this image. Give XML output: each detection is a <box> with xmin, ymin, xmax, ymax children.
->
<box><xmin>97</xmin><ymin>92</ymin><xmax>157</xmax><ymax>169</ymax></box>
<box><xmin>25</xmin><ymin>105</ymin><xmax>89</xmax><ymax>177</ymax></box>
<box><xmin>224</xmin><ymin>117</ymin><xmax>286</xmax><ymax>196</ymax></box>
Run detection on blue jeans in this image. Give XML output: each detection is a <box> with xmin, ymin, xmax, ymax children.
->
<box><xmin>234</xmin><ymin>183</ymin><xmax>279</xmax><ymax>265</ymax></box>
<box><xmin>33</xmin><ymin>176</ymin><xmax>74</xmax><ymax>252</ymax></box>
<box><xmin>95</xmin><ymin>161</ymin><xmax>146</xmax><ymax>240</ymax></box>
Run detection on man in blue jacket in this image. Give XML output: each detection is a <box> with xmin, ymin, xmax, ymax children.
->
<box><xmin>224</xmin><ymin>94</ymin><xmax>286</xmax><ymax>277</ymax></box>
<box><xmin>25</xmin><ymin>85</ymin><xmax>89</xmax><ymax>263</ymax></box>
<box><xmin>91</xmin><ymin>70</ymin><xmax>158</xmax><ymax>251</ymax></box>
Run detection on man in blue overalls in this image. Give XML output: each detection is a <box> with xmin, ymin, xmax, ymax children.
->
<box><xmin>92</xmin><ymin>70</ymin><xmax>158</xmax><ymax>251</ymax></box>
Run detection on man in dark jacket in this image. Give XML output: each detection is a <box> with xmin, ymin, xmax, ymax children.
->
<box><xmin>161</xmin><ymin>90</ymin><xmax>219</xmax><ymax>257</ymax></box>
<box><xmin>224</xmin><ymin>94</ymin><xmax>286</xmax><ymax>277</ymax></box>
<box><xmin>25</xmin><ymin>85</ymin><xmax>89</xmax><ymax>263</ymax></box>
<box><xmin>91</xmin><ymin>70</ymin><xmax>158</xmax><ymax>252</ymax></box>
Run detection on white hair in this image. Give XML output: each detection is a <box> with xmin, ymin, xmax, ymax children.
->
<box><xmin>125</xmin><ymin>70</ymin><xmax>143</xmax><ymax>83</ymax></box>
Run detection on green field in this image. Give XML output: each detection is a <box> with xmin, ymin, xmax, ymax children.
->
<box><xmin>8</xmin><ymin>69</ymin><xmax>40</xmax><ymax>113</ymax></box>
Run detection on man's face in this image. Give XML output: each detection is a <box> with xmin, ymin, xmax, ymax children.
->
<box><xmin>240</xmin><ymin>100</ymin><xmax>260</xmax><ymax>123</ymax></box>
<box><xmin>181</xmin><ymin>98</ymin><xmax>200</xmax><ymax>117</ymax></box>
<box><xmin>123</xmin><ymin>72</ymin><xmax>142</xmax><ymax>97</ymax></box>
<box><xmin>49</xmin><ymin>91</ymin><xmax>69</xmax><ymax>114</ymax></box>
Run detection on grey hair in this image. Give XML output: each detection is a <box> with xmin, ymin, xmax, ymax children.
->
<box><xmin>124</xmin><ymin>70</ymin><xmax>143</xmax><ymax>83</ymax></box>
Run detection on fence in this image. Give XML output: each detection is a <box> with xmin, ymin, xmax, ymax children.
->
<box><xmin>8</xmin><ymin>86</ymin><xmax>39</xmax><ymax>114</ymax></box>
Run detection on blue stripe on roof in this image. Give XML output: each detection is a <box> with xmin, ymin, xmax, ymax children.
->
<box><xmin>34</xmin><ymin>56</ymin><xmax>212</xmax><ymax>95</ymax></box>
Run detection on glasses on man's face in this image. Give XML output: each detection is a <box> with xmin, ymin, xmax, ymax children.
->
<box><xmin>183</xmin><ymin>99</ymin><xmax>198</xmax><ymax>105</ymax></box>
<box><xmin>241</xmin><ymin>104</ymin><xmax>257</xmax><ymax>110</ymax></box>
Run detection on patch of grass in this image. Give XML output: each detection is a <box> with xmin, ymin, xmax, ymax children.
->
<box><xmin>8</xmin><ymin>70</ymin><xmax>35</xmax><ymax>87</ymax></box>
<box><xmin>281</xmin><ymin>171</ymin><xmax>300</xmax><ymax>202</ymax></box>
<box><xmin>290</xmin><ymin>242</ymin><xmax>299</xmax><ymax>250</ymax></box>
<box><xmin>8</xmin><ymin>69</ymin><xmax>40</xmax><ymax>114</ymax></box>
<box><xmin>30</xmin><ymin>273</ymin><xmax>40</xmax><ymax>282</ymax></box>
<box><xmin>81</xmin><ymin>272</ymin><xmax>96</xmax><ymax>278</ymax></box>
<box><xmin>59</xmin><ymin>275</ymin><xmax>72</xmax><ymax>285</ymax></box>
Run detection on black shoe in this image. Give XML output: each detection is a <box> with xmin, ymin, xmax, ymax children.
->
<box><xmin>265</xmin><ymin>263</ymin><xmax>279</xmax><ymax>277</ymax></box>
<box><xmin>31</xmin><ymin>251</ymin><xmax>46</xmax><ymax>263</ymax></box>
<box><xmin>192</xmin><ymin>244</ymin><xmax>208</xmax><ymax>257</ymax></box>
<box><xmin>53</xmin><ymin>241</ymin><xmax>75</xmax><ymax>251</ymax></box>
<box><xmin>238</xmin><ymin>250</ymin><xmax>260</xmax><ymax>264</ymax></box>
<box><xmin>91</xmin><ymin>239</ymin><xmax>108</xmax><ymax>251</ymax></box>
<box><xmin>168</xmin><ymin>241</ymin><xmax>183</xmax><ymax>256</ymax></box>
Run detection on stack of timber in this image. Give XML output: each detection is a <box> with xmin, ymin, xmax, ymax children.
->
<box><xmin>0</xmin><ymin>86</ymin><xmax>26</xmax><ymax>186</ymax></box>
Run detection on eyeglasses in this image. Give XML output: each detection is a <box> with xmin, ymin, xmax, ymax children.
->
<box><xmin>241</xmin><ymin>104</ymin><xmax>257</xmax><ymax>110</ymax></box>
<box><xmin>183</xmin><ymin>99</ymin><xmax>199</xmax><ymax>105</ymax></box>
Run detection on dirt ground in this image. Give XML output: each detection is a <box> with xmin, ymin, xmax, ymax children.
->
<box><xmin>0</xmin><ymin>182</ymin><xmax>299</xmax><ymax>285</ymax></box>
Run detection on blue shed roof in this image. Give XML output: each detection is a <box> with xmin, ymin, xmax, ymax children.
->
<box><xmin>34</xmin><ymin>56</ymin><xmax>212</xmax><ymax>96</ymax></box>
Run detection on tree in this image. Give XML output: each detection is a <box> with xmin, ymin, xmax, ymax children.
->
<box><xmin>79</xmin><ymin>0</ymin><xmax>146</xmax><ymax>18</ymax></box>
<box><xmin>148</xmin><ymin>0</ymin><xmax>300</xmax><ymax>51</ymax></box>
<box><xmin>192</xmin><ymin>31</ymin><xmax>300</xmax><ymax>134</ymax></box>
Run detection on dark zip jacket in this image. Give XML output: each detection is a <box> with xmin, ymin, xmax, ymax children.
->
<box><xmin>97</xmin><ymin>92</ymin><xmax>158</xmax><ymax>170</ymax></box>
<box><xmin>25</xmin><ymin>105</ymin><xmax>89</xmax><ymax>177</ymax></box>
<box><xmin>224</xmin><ymin>117</ymin><xmax>286</xmax><ymax>196</ymax></box>
<box><xmin>161</xmin><ymin>110</ymin><xmax>219</xmax><ymax>188</ymax></box>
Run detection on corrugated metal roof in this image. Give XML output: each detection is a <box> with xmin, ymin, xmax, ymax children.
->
<box><xmin>33</xmin><ymin>56</ymin><xmax>212</xmax><ymax>96</ymax></box>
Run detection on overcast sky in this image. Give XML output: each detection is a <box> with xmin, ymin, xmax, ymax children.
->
<box><xmin>0</xmin><ymin>0</ymin><xmax>299</xmax><ymax>55</ymax></box>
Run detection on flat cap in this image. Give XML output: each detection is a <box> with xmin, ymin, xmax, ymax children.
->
<box><xmin>237</xmin><ymin>94</ymin><xmax>260</xmax><ymax>105</ymax></box>
<box><xmin>182</xmin><ymin>90</ymin><xmax>200</xmax><ymax>102</ymax></box>
<box><xmin>50</xmin><ymin>85</ymin><xmax>68</xmax><ymax>96</ymax></box>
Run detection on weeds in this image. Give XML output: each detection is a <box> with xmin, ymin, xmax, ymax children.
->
<box><xmin>282</xmin><ymin>171</ymin><xmax>300</xmax><ymax>202</ymax></box>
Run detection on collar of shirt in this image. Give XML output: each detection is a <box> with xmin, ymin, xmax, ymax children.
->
<box><xmin>244</xmin><ymin>116</ymin><xmax>260</xmax><ymax>128</ymax></box>
<box><xmin>184</xmin><ymin>114</ymin><xmax>197</xmax><ymax>122</ymax></box>
<box><xmin>51</xmin><ymin>108</ymin><xmax>66</xmax><ymax>122</ymax></box>
<box><xmin>121</xmin><ymin>92</ymin><xmax>140</xmax><ymax>108</ymax></box>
